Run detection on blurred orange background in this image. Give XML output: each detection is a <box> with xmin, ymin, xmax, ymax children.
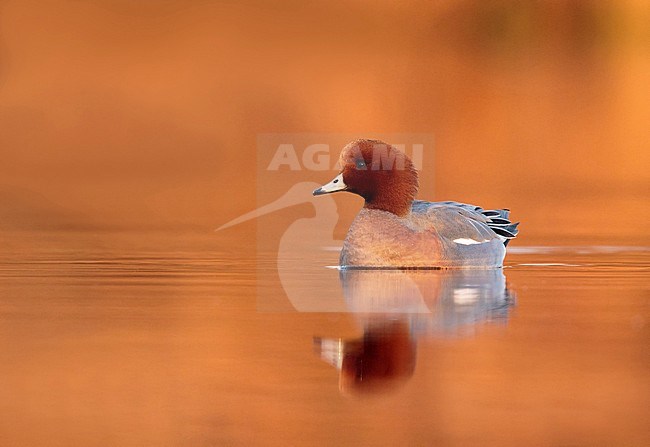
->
<box><xmin>0</xmin><ymin>0</ymin><xmax>648</xmax><ymax>242</ymax></box>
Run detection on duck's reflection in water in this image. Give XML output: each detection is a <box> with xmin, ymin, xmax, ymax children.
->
<box><xmin>314</xmin><ymin>269</ymin><xmax>514</xmax><ymax>395</ymax></box>
<box><xmin>315</xmin><ymin>319</ymin><xmax>416</xmax><ymax>395</ymax></box>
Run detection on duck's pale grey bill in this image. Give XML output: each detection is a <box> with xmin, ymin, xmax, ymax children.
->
<box><xmin>313</xmin><ymin>172</ymin><xmax>347</xmax><ymax>196</ymax></box>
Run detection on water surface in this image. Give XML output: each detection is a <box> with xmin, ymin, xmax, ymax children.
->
<box><xmin>0</xmin><ymin>231</ymin><xmax>647</xmax><ymax>446</ymax></box>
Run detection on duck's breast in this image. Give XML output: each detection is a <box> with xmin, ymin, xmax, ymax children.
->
<box><xmin>340</xmin><ymin>208</ymin><xmax>443</xmax><ymax>267</ymax></box>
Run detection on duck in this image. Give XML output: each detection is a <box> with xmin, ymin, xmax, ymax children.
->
<box><xmin>312</xmin><ymin>139</ymin><xmax>519</xmax><ymax>268</ymax></box>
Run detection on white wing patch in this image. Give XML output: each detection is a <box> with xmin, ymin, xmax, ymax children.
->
<box><xmin>453</xmin><ymin>238</ymin><xmax>490</xmax><ymax>245</ymax></box>
<box><xmin>453</xmin><ymin>288</ymin><xmax>480</xmax><ymax>305</ymax></box>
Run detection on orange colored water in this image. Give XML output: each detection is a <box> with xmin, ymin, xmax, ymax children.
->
<box><xmin>0</xmin><ymin>230</ymin><xmax>647</xmax><ymax>446</ymax></box>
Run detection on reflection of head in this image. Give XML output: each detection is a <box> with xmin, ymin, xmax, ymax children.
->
<box><xmin>317</xmin><ymin>319</ymin><xmax>416</xmax><ymax>396</ymax></box>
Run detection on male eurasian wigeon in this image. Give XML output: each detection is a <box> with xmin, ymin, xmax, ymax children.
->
<box><xmin>313</xmin><ymin>139</ymin><xmax>519</xmax><ymax>268</ymax></box>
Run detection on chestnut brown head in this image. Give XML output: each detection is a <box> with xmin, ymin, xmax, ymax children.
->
<box><xmin>313</xmin><ymin>139</ymin><xmax>419</xmax><ymax>216</ymax></box>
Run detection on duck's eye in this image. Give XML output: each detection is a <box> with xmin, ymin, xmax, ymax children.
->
<box><xmin>355</xmin><ymin>159</ymin><xmax>367</xmax><ymax>169</ymax></box>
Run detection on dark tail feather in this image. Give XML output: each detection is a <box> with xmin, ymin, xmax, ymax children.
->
<box><xmin>482</xmin><ymin>209</ymin><xmax>510</xmax><ymax>220</ymax></box>
<box><xmin>482</xmin><ymin>209</ymin><xmax>519</xmax><ymax>245</ymax></box>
